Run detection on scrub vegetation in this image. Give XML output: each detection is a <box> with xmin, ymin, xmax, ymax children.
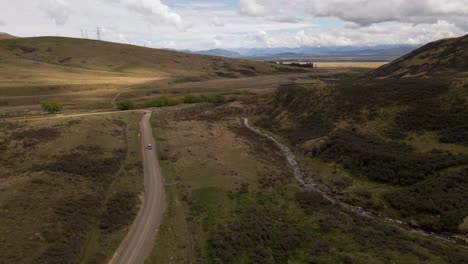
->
<box><xmin>0</xmin><ymin>113</ymin><xmax>144</xmax><ymax>263</ymax></box>
<box><xmin>147</xmin><ymin>104</ymin><xmax>467</xmax><ymax>264</ymax></box>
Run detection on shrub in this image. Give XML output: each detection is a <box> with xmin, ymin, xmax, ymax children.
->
<box><xmin>100</xmin><ymin>192</ymin><xmax>138</xmax><ymax>232</ymax></box>
<box><xmin>183</xmin><ymin>94</ymin><xmax>204</xmax><ymax>104</ymax></box>
<box><xmin>144</xmin><ymin>96</ymin><xmax>181</xmax><ymax>108</ymax></box>
<box><xmin>38</xmin><ymin>194</ymin><xmax>101</xmax><ymax>263</ymax></box>
<box><xmin>385</xmin><ymin>169</ymin><xmax>468</xmax><ymax>232</ymax></box>
<box><xmin>295</xmin><ymin>191</ymin><xmax>332</xmax><ymax>214</ymax></box>
<box><xmin>202</xmin><ymin>94</ymin><xmax>226</xmax><ymax>103</ymax></box>
<box><xmin>39</xmin><ymin>148</ymin><xmax>126</xmax><ymax>182</ymax></box>
<box><xmin>208</xmin><ymin>200</ymin><xmax>309</xmax><ymax>263</ymax></box>
<box><xmin>116</xmin><ymin>99</ymin><xmax>135</xmax><ymax>110</ymax></box>
<box><xmin>182</xmin><ymin>94</ymin><xmax>227</xmax><ymax>104</ymax></box>
<box><xmin>41</xmin><ymin>101</ymin><xmax>63</xmax><ymax>113</ymax></box>
<box><xmin>315</xmin><ymin>129</ymin><xmax>466</xmax><ymax>185</ymax></box>
<box><xmin>395</xmin><ymin>99</ymin><xmax>468</xmax><ymax>145</ymax></box>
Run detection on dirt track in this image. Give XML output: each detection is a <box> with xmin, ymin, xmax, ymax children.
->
<box><xmin>109</xmin><ymin>110</ymin><xmax>166</xmax><ymax>264</ymax></box>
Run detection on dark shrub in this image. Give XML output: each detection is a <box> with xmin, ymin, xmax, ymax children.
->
<box><xmin>116</xmin><ymin>99</ymin><xmax>135</xmax><ymax>110</ymax></box>
<box><xmin>385</xmin><ymin>169</ymin><xmax>468</xmax><ymax>232</ymax></box>
<box><xmin>316</xmin><ymin>130</ymin><xmax>466</xmax><ymax>185</ymax></box>
<box><xmin>100</xmin><ymin>192</ymin><xmax>138</xmax><ymax>232</ymax></box>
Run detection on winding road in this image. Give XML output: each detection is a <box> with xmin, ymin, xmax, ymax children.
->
<box><xmin>110</xmin><ymin>110</ymin><xmax>166</xmax><ymax>264</ymax></box>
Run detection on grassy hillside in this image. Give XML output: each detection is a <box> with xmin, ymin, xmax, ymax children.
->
<box><xmin>0</xmin><ymin>36</ymin><xmax>304</xmax><ymax>112</ymax></box>
<box><xmin>369</xmin><ymin>34</ymin><xmax>467</xmax><ymax>78</ymax></box>
<box><xmin>254</xmin><ymin>77</ymin><xmax>468</xmax><ymax>235</ymax></box>
<box><xmin>0</xmin><ymin>36</ymin><xmax>288</xmax><ymax>77</ymax></box>
<box><xmin>0</xmin><ymin>33</ymin><xmax>17</xmax><ymax>40</ymax></box>
<box><xmin>253</xmin><ymin>35</ymin><xmax>468</xmax><ymax>237</ymax></box>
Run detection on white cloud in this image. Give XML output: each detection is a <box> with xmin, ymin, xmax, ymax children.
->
<box><xmin>0</xmin><ymin>0</ymin><xmax>465</xmax><ymax>50</ymax></box>
<box><xmin>0</xmin><ymin>19</ymin><xmax>5</xmax><ymax>26</ymax></box>
<box><xmin>211</xmin><ymin>16</ymin><xmax>224</xmax><ymax>27</ymax></box>
<box><xmin>238</xmin><ymin>0</ymin><xmax>468</xmax><ymax>28</ymax></box>
<box><xmin>239</xmin><ymin>0</ymin><xmax>266</xmax><ymax>16</ymax></box>
<box><xmin>123</xmin><ymin>0</ymin><xmax>183</xmax><ymax>29</ymax></box>
<box><xmin>213</xmin><ymin>35</ymin><xmax>224</xmax><ymax>47</ymax></box>
<box><xmin>39</xmin><ymin>0</ymin><xmax>72</xmax><ymax>25</ymax></box>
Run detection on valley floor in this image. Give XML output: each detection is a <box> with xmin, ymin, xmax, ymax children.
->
<box><xmin>146</xmin><ymin>104</ymin><xmax>467</xmax><ymax>263</ymax></box>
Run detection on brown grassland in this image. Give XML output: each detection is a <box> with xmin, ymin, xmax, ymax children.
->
<box><xmin>1</xmin><ymin>34</ymin><xmax>467</xmax><ymax>263</ymax></box>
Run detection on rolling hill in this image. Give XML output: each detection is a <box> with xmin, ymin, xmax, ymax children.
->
<box><xmin>254</xmin><ymin>34</ymin><xmax>468</xmax><ymax>236</ymax></box>
<box><xmin>0</xmin><ymin>32</ymin><xmax>16</xmax><ymax>40</ymax></box>
<box><xmin>369</xmin><ymin>34</ymin><xmax>468</xmax><ymax>78</ymax></box>
<box><xmin>0</xmin><ymin>36</ymin><xmax>300</xmax><ymax>110</ymax></box>
<box><xmin>0</xmin><ymin>36</ymin><xmax>283</xmax><ymax>78</ymax></box>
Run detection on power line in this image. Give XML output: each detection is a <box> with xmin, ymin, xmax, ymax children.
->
<box><xmin>96</xmin><ymin>26</ymin><xmax>101</xmax><ymax>41</ymax></box>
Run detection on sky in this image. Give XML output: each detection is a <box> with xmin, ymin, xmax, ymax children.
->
<box><xmin>0</xmin><ymin>0</ymin><xmax>467</xmax><ymax>50</ymax></box>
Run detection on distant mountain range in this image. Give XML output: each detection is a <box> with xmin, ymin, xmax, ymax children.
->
<box><xmin>192</xmin><ymin>49</ymin><xmax>242</xmax><ymax>58</ymax></box>
<box><xmin>186</xmin><ymin>45</ymin><xmax>419</xmax><ymax>60</ymax></box>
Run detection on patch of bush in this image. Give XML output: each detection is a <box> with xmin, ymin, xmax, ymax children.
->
<box><xmin>183</xmin><ymin>94</ymin><xmax>204</xmax><ymax>104</ymax></box>
<box><xmin>11</xmin><ymin>127</ymin><xmax>60</xmax><ymax>146</ymax></box>
<box><xmin>385</xmin><ymin>169</ymin><xmax>468</xmax><ymax>232</ymax></box>
<box><xmin>395</xmin><ymin>98</ymin><xmax>468</xmax><ymax>144</ymax></box>
<box><xmin>116</xmin><ymin>99</ymin><xmax>135</xmax><ymax>110</ymax></box>
<box><xmin>315</xmin><ymin>129</ymin><xmax>466</xmax><ymax>185</ymax></box>
<box><xmin>201</xmin><ymin>94</ymin><xmax>226</xmax><ymax>104</ymax></box>
<box><xmin>100</xmin><ymin>191</ymin><xmax>138</xmax><ymax>232</ymax></box>
<box><xmin>295</xmin><ymin>191</ymin><xmax>332</xmax><ymax>214</ymax></box>
<box><xmin>257</xmin><ymin>78</ymin><xmax>454</xmax><ymax>144</ymax></box>
<box><xmin>41</xmin><ymin>101</ymin><xmax>63</xmax><ymax>113</ymax></box>
<box><xmin>38</xmin><ymin>194</ymin><xmax>101</xmax><ymax>264</ymax></box>
<box><xmin>40</xmin><ymin>148</ymin><xmax>126</xmax><ymax>181</ymax></box>
<box><xmin>144</xmin><ymin>96</ymin><xmax>181</xmax><ymax>108</ymax></box>
<box><xmin>236</xmin><ymin>69</ymin><xmax>257</xmax><ymax>76</ymax></box>
<box><xmin>182</xmin><ymin>94</ymin><xmax>227</xmax><ymax>104</ymax></box>
<box><xmin>208</xmin><ymin>202</ymin><xmax>309</xmax><ymax>263</ymax></box>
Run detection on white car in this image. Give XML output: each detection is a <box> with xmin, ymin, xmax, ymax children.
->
<box><xmin>146</xmin><ymin>144</ymin><xmax>152</xmax><ymax>150</ymax></box>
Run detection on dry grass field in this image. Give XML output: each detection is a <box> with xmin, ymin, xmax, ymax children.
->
<box><xmin>0</xmin><ymin>36</ymin><xmax>316</xmax><ymax>116</ymax></box>
<box><xmin>316</xmin><ymin>61</ymin><xmax>388</xmax><ymax>68</ymax></box>
<box><xmin>0</xmin><ymin>112</ymin><xmax>144</xmax><ymax>263</ymax></box>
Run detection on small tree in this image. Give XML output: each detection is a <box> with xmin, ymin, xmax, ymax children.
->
<box><xmin>116</xmin><ymin>99</ymin><xmax>135</xmax><ymax>110</ymax></box>
<box><xmin>41</xmin><ymin>101</ymin><xmax>63</xmax><ymax>113</ymax></box>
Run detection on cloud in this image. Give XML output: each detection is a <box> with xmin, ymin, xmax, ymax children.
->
<box><xmin>39</xmin><ymin>0</ymin><xmax>72</xmax><ymax>25</ymax></box>
<box><xmin>238</xmin><ymin>0</ymin><xmax>468</xmax><ymax>28</ymax></box>
<box><xmin>211</xmin><ymin>16</ymin><xmax>224</xmax><ymax>27</ymax></box>
<box><xmin>213</xmin><ymin>35</ymin><xmax>224</xmax><ymax>47</ymax></box>
<box><xmin>239</xmin><ymin>0</ymin><xmax>266</xmax><ymax>17</ymax></box>
<box><xmin>105</xmin><ymin>0</ymin><xmax>184</xmax><ymax>30</ymax></box>
<box><xmin>2</xmin><ymin>0</ymin><xmax>465</xmax><ymax>50</ymax></box>
<box><xmin>0</xmin><ymin>20</ymin><xmax>5</xmax><ymax>26</ymax></box>
<box><xmin>268</xmin><ymin>16</ymin><xmax>302</xmax><ymax>23</ymax></box>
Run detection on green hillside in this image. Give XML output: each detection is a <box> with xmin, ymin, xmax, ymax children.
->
<box><xmin>369</xmin><ymin>34</ymin><xmax>468</xmax><ymax>78</ymax></box>
<box><xmin>255</xmin><ymin>39</ymin><xmax>468</xmax><ymax>235</ymax></box>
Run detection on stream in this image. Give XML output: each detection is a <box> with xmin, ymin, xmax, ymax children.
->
<box><xmin>243</xmin><ymin>117</ymin><xmax>466</xmax><ymax>248</ymax></box>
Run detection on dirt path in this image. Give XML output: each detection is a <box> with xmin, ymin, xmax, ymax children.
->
<box><xmin>109</xmin><ymin>110</ymin><xmax>166</xmax><ymax>264</ymax></box>
<box><xmin>243</xmin><ymin>117</ymin><xmax>468</xmax><ymax>248</ymax></box>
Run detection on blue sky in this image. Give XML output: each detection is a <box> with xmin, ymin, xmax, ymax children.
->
<box><xmin>0</xmin><ymin>0</ymin><xmax>466</xmax><ymax>50</ymax></box>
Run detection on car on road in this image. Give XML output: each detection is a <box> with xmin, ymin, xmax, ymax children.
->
<box><xmin>147</xmin><ymin>144</ymin><xmax>152</xmax><ymax>150</ymax></box>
